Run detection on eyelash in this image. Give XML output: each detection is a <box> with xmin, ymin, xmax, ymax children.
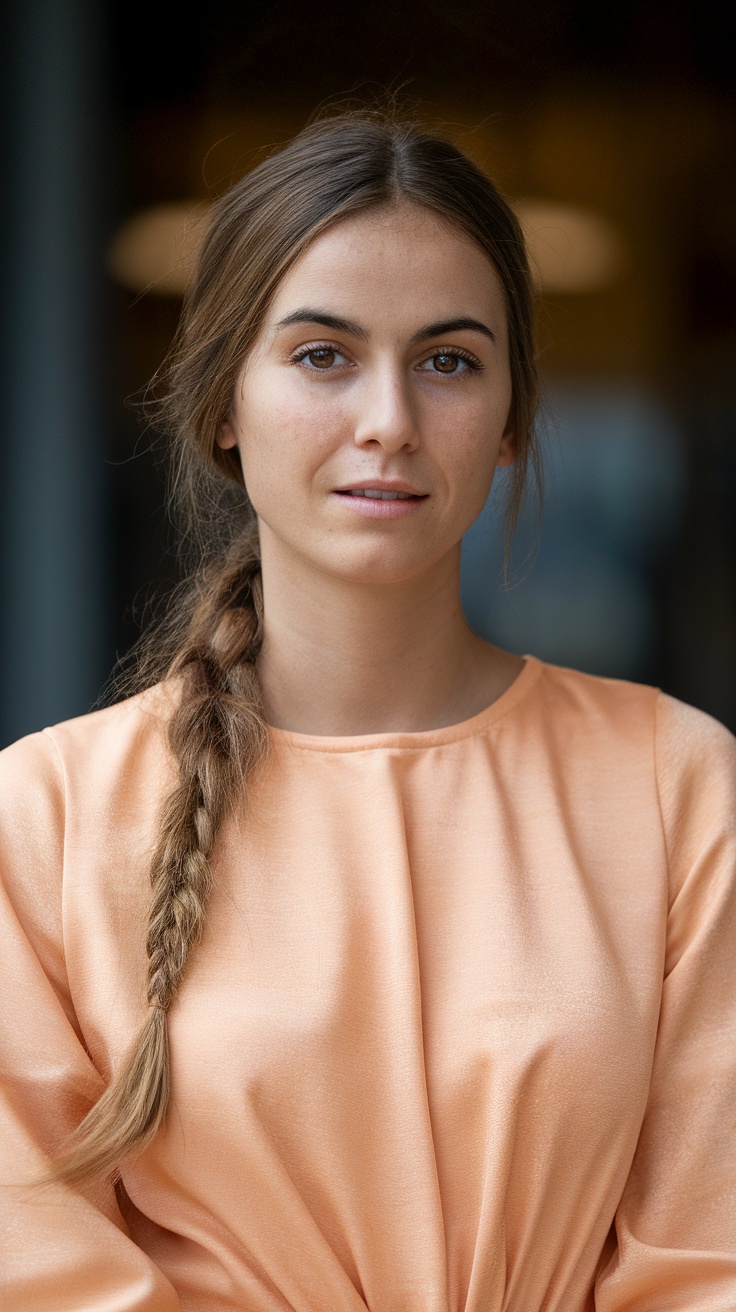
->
<box><xmin>289</xmin><ymin>342</ymin><xmax>484</xmax><ymax>374</ymax></box>
<box><xmin>420</xmin><ymin>347</ymin><xmax>483</xmax><ymax>374</ymax></box>
<box><xmin>290</xmin><ymin>342</ymin><xmax>350</xmax><ymax>368</ymax></box>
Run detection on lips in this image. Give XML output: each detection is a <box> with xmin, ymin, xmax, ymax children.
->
<box><xmin>341</xmin><ymin>489</ymin><xmax>417</xmax><ymax>501</ymax></box>
<box><xmin>331</xmin><ymin>483</ymin><xmax>428</xmax><ymax>518</ymax></box>
<box><xmin>333</xmin><ymin>481</ymin><xmax>427</xmax><ymax>500</ymax></box>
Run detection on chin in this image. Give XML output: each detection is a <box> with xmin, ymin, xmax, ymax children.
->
<box><xmin>320</xmin><ymin>543</ymin><xmax>445</xmax><ymax>587</ymax></box>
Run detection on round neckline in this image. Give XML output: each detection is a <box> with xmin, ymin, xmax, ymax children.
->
<box><xmin>267</xmin><ymin>654</ymin><xmax>542</xmax><ymax>753</ymax></box>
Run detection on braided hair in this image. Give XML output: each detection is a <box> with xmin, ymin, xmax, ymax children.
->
<box><xmin>52</xmin><ymin>108</ymin><xmax>538</xmax><ymax>1183</ymax></box>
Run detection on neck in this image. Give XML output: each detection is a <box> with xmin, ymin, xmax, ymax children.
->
<box><xmin>255</xmin><ymin>526</ymin><xmax>523</xmax><ymax>736</ymax></box>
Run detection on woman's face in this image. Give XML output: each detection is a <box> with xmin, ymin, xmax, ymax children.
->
<box><xmin>218</xmin><ymin>202</ymin><xmax>515</xmax><ymax>585</ymax></box>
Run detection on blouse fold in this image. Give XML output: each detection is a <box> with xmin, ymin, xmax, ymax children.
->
<box><xmin>1</xmin><ymin>658</ymin><xmax>734</xmax><ymax>1311</ymax></box>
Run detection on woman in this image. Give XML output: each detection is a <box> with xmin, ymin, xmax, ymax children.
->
<box><xmin>1</xmin><ymin>112</ymin><xmax>734</xmax><ymax>1311</ymax></box>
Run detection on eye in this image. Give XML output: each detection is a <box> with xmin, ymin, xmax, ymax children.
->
<box><xmin>436</xmin><ymin>353</ymin><xmax>461</xmax><ymax>373</ymax></box>
<box><xmin>291</xmin><ymin>343</ymin><xmax>349</xmax><ymax>371</ymax></box>
<box><xmin>417</xmin><ymin>349</ymin><xmax>482</xmax><ymax>375</ymax></box>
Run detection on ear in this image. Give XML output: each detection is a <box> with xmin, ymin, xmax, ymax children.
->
<box><xmin>216</xmin><ymin>417</ymin><xmax>238</xmax><ymax>451</ymax></box>
<box><xmin>496</xmin><ymin>424</ymin><xmax>516</xmax><ymax>468</ymax></box>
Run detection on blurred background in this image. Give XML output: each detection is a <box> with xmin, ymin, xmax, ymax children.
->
<box><xmin>1</xmin><ymin>0</ymin><xmax>734</xmax><ymax>747</ymax></box>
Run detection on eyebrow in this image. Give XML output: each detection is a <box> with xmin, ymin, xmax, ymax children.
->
<box><xmin>274</xmin><ymin>309</ymin><xmax>496</xmax><ymax>345</ymax></box>
<box><xmin>409</xmin><ymin>317</ymin><xmax>496</xmax><ymax>346</ymax></box>
<box><xmin>274</xmin><ymin>309</ymin><xmax>369</xmax><ymax>340</ymax></box>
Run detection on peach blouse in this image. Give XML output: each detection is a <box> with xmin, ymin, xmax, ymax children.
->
<box><xmin>1</xmin><ymin>656</ymin><xmax>735</xmax><ymax>1311</ymax></box>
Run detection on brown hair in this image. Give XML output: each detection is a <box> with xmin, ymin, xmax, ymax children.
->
<box><xmin>52</xmin><ymin>110</ymin><xmax>539</xmax><ymax>1183</ymax></box>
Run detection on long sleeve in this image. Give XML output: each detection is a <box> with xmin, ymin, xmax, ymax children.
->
<box><xmin>595</xmin><ymin>693</ymin><xmax>736</xmax><ymax>1310</ymax></box>
<box><xmin>3</xmin><ymin>664</ymin><xmax>734</xmax><ymax>1311</ymax></box>
<box><xmin>0</xmin><ymin>731</ymin><xmax>178</xmax><ymax>1311</ymax></box>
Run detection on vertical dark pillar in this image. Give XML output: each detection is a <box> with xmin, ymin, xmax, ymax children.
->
<box><xmin>0</xmin><ymin>0</ymin><xmax>108</xmax><ymax>747</ymax></box>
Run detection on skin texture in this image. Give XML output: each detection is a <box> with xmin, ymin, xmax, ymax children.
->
<box><xmin>218</xmin><ymin>202</ymin><xmax>524</xmax><ymax>735</ymax></box>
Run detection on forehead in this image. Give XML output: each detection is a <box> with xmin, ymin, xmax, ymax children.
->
<box><xmin>266</xmin><ymin>203</ymin><xmax>508</xmax><ymax>331</ymax></box>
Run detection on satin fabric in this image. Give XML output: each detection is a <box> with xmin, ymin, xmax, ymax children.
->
<box><xmin>1</xmin><ymin>656</ymin><xmax>735</xmax><ymax>1310</ymax></box>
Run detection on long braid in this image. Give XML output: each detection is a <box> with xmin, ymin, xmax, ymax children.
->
<box><xmin>47</xmin><ymin>110</ymin><xmax>538</xmax><ymax>1185</ymax></box>
<box><xmin>50</xmin><ymin>531</ymin><xmax>267</xmax><ymax>1184</ymax></box>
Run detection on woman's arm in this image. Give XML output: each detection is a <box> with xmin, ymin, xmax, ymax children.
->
<box><xmin>596</xmin><ymin>693</ymin><xmax>736</xmax><ymax>1310</ymax></box>
<box><xmin>0</xmin><ymin>731</ymin><xmax>179</xmax><ymax>1311</ymax></box>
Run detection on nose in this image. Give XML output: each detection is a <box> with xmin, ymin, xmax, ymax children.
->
<box><xmin>352</xmin><ymin>363</ymin><xmax>420</xmax><ymax>454</ymax></box>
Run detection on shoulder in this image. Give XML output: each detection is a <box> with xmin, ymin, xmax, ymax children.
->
<box><xmin>654</xmin><ymin>688</ymin><xmax>736</xmax><ymax>779</ymax></box>
<box><xmin>528</xmin><ymin>655</ymin><xmax>735</xmax><ymax>762</ymax></box>
<box><xmin>528</xmin><ymin>658</ymin><xmax>735</xmax><ymax>892</ymax></box>
<box><xmin>0</xmin><ymin>682</ymin><xmax>178</xmax><ymax>854</ymax></box>
<box><xmin>530</xmin><ymin>657</ymin><xmax>658</xmax><ymax>725</ymax></box>
<box><xmin>518</xmin><ymin>658</ymin><xmax>660</xmax><ymax>765</ymax></box>
<box><xmin>26</xmin><ymin>684</ymin><xmax>180</xmax><ymax>826</ymax></box>
<box><xmin>652</xmin><ymin>691</ymin><xmax>736</xmax><ymax>903</ymax></box>
<box><xmin>0</xmin><ymin>685</ymin><xmax>178</xmax><ymax>966</ymax></box>
<box><xmin>0</xmin><ymin>682</ymin><xmax>176</xmax><ymax>774</ymax></box>
<box><xmin>528</xmin><ymin>657</ymin><xmax>734</xmax><ymax>751</ymax></box>
<box><xmin>0</xmin><ymin>730</ymin><xmax>65</xmax><ymax>880</ymax></box>
<box><xmin>40</xmin><ymin>681</ymin><xmax>177</xmax><ymax>779</ymax></box>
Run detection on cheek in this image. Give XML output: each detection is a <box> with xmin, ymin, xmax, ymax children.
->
<box><xmin>433</xmin><ymin>402</ymin><xmax>506</xmax><ymax>519</ymax></box>
<box><xmin>237</xmin><ymin>378</ymin><xmax>342</xmax><ymax>506</ymax></box>
<box><xmin>453</xmin><ymin>443</ymin><xmax>499</xmax><ymax>528</ymax></box>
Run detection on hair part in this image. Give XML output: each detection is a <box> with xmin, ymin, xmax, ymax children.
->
<box><xmin>50</xmin><ymin>108</ymin><xmax>539</xmax><ymax>1185</ymax></box>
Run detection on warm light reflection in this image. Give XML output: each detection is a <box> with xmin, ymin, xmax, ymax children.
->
<box><xmin>108</xmin><ymin>198</ymin><xmax>624</xmax><ymax>297</ymax></box>
<box><xmin>513</xmin><ymin>199</ymin><xmax>624</xmax><ymax>294</ymax></box>
<box><xmin>106</xmin><ymin>202</ymin><xmax>208</xmax><ymax>295</ymax></box>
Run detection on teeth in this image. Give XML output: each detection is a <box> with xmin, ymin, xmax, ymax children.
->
<box><xmin>348</xmin><ymin>489</ymin><xmax>413</xmax><ymax>500</ymax></box>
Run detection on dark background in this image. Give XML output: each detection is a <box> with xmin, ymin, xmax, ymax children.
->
<box><xmin>1</xmin><ymin>0</ymin><xmax>735</xmax><ymax>746</ymax></box>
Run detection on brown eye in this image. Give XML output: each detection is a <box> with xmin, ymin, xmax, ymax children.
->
<box><xmin>433</xmin><ymin>353</ymin><xmax>459</xmax><ymax>373</ymax></box>
<box><xmin>307</xmin><ymin>348</ymin><xmax>336</xmax><ymax>369</ymax></box>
